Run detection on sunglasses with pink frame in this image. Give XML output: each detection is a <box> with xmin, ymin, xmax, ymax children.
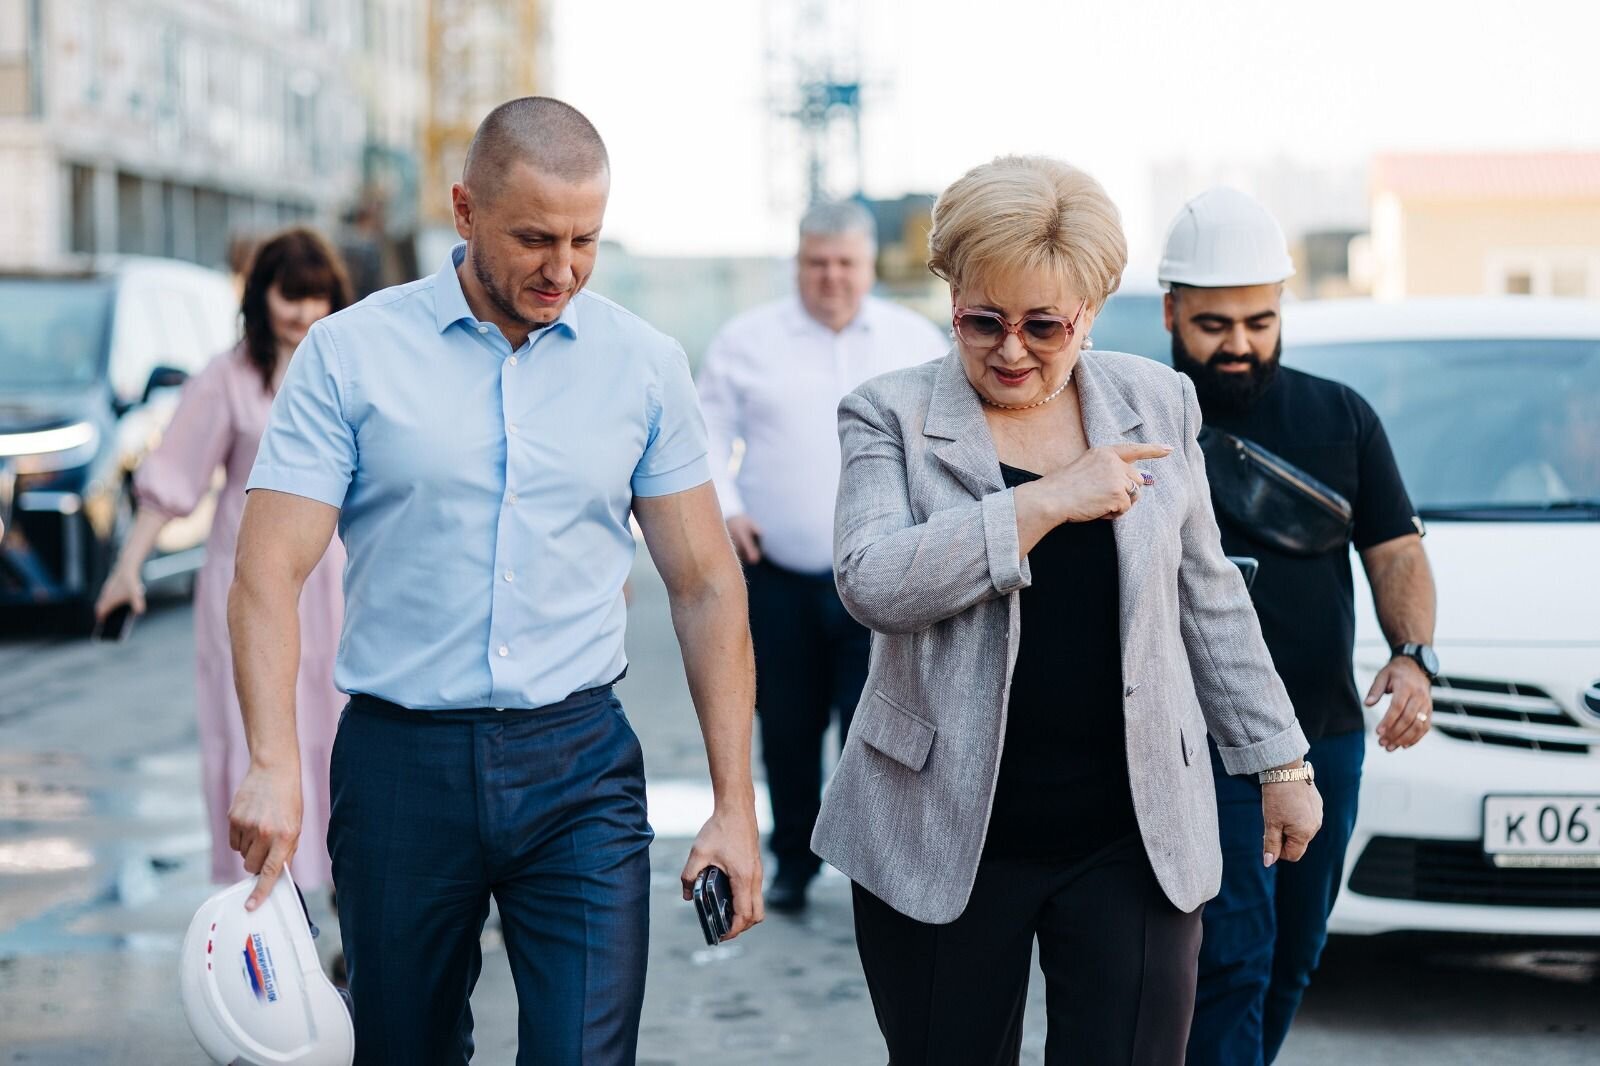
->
<box><xmin>952</xmin><ymin>300</ymin><xmax>1087</xmax><ymax>354</ymax></box>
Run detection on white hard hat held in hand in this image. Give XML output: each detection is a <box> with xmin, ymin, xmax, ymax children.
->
<box><xmin>1158</xmin><ymin>187</ymin><xmax>1296</xmax><ymax>289</ymax></box>
<box><xmin>179</xmin><ymin>869</ymin><xmax>354</xmax><ymax>1066</ymax></box>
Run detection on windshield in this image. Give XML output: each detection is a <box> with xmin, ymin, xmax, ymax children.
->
<box><xmin>1285</xmin><ymin>338</ymin><xmax>1600</xmax><ymax>516</ymax></box>
<box><xmin>1091</xmin><ymin>293</ymin><xmax>1170</xmax><ymax>364</ymax></box>
<box><xmin>0</xmin><ymin>278</ymin><xmax>115</xmax><ymax>391</ymax></box>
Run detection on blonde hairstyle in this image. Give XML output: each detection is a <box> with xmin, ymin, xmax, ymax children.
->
<box><xmin>927</xmin><ymin>155</ymin><xmax>1128</xmax><ymax>309</ymax></box>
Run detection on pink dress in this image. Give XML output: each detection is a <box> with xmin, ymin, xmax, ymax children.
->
<box><xmin>135</xmin><ymin>343</ymin><xmax>345</xmax><ymax>890</ymax></box>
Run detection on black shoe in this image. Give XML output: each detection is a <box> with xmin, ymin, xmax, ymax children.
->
<box><xmin>766</xmin><ymin>874</ymin><xmax>811</xmax><ymax>914</ymax></box>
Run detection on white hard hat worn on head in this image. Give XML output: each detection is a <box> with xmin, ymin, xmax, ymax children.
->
<box><xmin>180</xmin><ymin>869</ymin><xmax>354</xmax><ymax>1066</ymax></box>
<box><xmin>1158</xmin><ymin>187</ymin><xmax>1296</xmax><ymax>289</ymax></box>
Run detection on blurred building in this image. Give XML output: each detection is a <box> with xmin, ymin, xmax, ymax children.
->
<box><xmin>0</xmin><ymin>0</ymin><xmax>371</xmax><ymax>270</ymax></box>
<box><xmin>589</xmin><ymin>192</ymin><xmax>946</xmax><ymax>372</ymax></box>
<box><xmin>865</xmin><ymin>192</ymin><xmax>943</xmax><ymax>319</ymax></box>
<box><xmin>589</xmin><ymin>244</ymin><xmax>789</xmax><ymax>371</ymax></box>
<box><xmin>1149</xmin><ymin>157</ymin><xmax>1369</xmax><ymax>296</ymax></box>
<box><xmin>344</xmin><ymin>0</ymin><xmax>429</xmax><ymax>295</ymax></box>
<box><xmin>1369</xmin><ymin>151</ymin><xmax>1600</xmax><ymax>300</ymax></box>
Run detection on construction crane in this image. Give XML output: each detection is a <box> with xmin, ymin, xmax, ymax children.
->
<box><xmin>763</xmin><ymin>0</ymin><xmax>867</xmax><ymax>212</ymax></box>
<box><xmin>421</xmin><ymin>0</ymin><xmax>547</xmax><ymax>226</ymax></box>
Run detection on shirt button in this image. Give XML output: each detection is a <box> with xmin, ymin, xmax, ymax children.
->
<box><xmin>504</xmin><ymin>571</ymin><xmax>514</xmax><ymax>582</ymax></box>
<box><xmin>507</xmin><ymin>492</ymin><xmax>518</xmax><ymax>504</ymax></box>
<box><xmin>507</xmin><ymin>423</ymin><xmax>518</xmax><ymax>434</ymax></box>
<box><xmin>497</xmin><ymin>645</ymin><xmax>509</xmax><ymax>657</ymax></box>
<box><xmin>508</xmin><ymin>355</ymin><xmax>518</xmax><ymax>366</ymax></box>
<box><xmin>476</xmin><ymin>324</ymin><xmax>489</xmax><ymax>334</ymax></box>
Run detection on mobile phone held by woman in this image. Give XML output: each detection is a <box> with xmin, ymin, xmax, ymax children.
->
<box><xmin>692</xmin><ymin>865</ymin><xmax>735</xmax><ymax>946</ymax></box>
<box><xmin>92</xmin><ymin>603</ymin><xmax>136</xmax><ymax>643</ymax></box>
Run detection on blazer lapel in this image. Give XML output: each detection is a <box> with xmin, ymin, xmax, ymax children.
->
<box><xmin>924</xmin><ymin>351</ymin><xmax>1004</xmax><ymax>499</ymax></box>
<box><xmin>1074</xmin><ymin>354</ymin><xmax>1154</xmax><ymax>651</ymax></box>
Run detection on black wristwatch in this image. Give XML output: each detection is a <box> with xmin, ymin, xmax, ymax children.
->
<box><xmin>1394</xmin><ymin>642</ymin><xmax>1440</xmax><ymax>681</ymax></box>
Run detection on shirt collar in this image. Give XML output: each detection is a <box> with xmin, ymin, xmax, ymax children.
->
<box><xmin>432</xmin><ymin>243</ymin><xmax>581</xmax><ymax>339</ymax></box>
<box><xmin>788</xmin><ymin>293</ymin><xmax>875</xmax><ymax>336</ymax></box>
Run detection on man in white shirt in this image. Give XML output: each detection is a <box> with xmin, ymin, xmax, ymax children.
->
<box><xmin>697</xmin><ymin>201</ymin><xmax>947</xmax><ymax>911</ymax></box>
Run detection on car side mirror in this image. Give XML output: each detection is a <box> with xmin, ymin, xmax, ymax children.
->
<box><xmin>142</xmin><ymin>365</ymin><xmax>188</xmax><ymax>405</ymax></box>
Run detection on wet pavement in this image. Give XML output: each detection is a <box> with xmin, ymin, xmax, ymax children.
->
<box><xmin>2</xmin><ymin>557</ymin><xmax>1597</xmax><ymax>1064</ymax></box>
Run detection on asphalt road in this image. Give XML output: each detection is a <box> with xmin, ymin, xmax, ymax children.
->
<box><xmin>1</xmin><ymin>555</ymin><xmax>1595</xmax><ymax>1064</ymax></box>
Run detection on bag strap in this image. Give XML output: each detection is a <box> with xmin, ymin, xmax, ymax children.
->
<box><xmin>1198</xmin><ymin>426</ymin><xmax>1353</xmax><ymax>522</ymax></box>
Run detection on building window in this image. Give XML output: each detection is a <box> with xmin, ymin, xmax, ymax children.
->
<box><xmin>1551</xmin><ymin>263</ymin><xmax>1589</xmax><ymax>298</ymax></box>
<box><xmin>1503</xmin><ymin>270</ymin><xmax>1533</xmax><ymax>296</ymax></box>
<box><xmin>68</xmin><ymin>163</ymin><xmax>96</xmax><ymax>254</ymax></box>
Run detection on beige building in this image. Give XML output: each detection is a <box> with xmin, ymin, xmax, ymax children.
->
<box><xmin>1369</xmin><ymin>152</ymin><xmax>1600</xmax><ymax>300</ymax></box>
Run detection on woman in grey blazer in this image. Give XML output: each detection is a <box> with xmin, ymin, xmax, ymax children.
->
<box><xmin>811</xmin><ymin>156</ymin><xmax>1324</xmax><ymax>1065</ymax></box>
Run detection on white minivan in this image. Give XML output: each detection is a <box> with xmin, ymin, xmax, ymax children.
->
<box><xmin>1281</xmin><ymin>298</ymin><xmax>1600</xmax><ymax>938</ymax></box>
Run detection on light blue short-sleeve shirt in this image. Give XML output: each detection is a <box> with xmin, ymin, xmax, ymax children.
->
<box><xmin>247</xmin><ymin>244</ymin><xmax>711</xmax><ymax>709</ymax></box>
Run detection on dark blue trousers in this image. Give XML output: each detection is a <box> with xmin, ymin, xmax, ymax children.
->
<box><xmin>1187</xmin><ymin>729</ymin><xmax>1365</xmax><ymax>1066</ymax></box>
<box><xmin>328</xmin><ymin>687</ymin><xmax>653</xmax><ymax>1066</ymax></box>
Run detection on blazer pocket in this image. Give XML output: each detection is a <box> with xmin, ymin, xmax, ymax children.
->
<box><xmin>1180</xmin><ymin>725</ymin><xmax>1198</xmax><ymax>767</ymax></box>
<box><xmin>854</xmin><ymin>690</ymin><xmax>937</xmax><ymax>772</ymax></box>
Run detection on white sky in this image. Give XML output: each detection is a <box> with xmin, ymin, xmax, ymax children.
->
<box><xmin>550</xmin><ymin>0</ymin><xmax>1600</xmax><ymax>261</ymax></box>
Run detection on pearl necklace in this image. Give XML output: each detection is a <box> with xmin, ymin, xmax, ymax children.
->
<box><xmin>978</xmin><ymin>372</ymin><xmax>1072</xmax><ymax>411</ymax></box>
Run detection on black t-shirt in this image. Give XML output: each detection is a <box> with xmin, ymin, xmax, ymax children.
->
<box><xmin>982</xmin><ymin>463</ymin><xmax>1139</xmax><ymax>861</ymax></box>
<box><xmin>1200</xmin><ymin>366</ymin><xmax>1419</xmax><ymax>740</ymax></box>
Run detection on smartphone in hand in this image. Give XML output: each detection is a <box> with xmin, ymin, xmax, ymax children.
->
<box><xmin>92</xmin><ymin>603</ymin><xmax>136</xmax><ymax>643</ymax></box>
<box><xmin>692</xmin><ymin>866</ymin><xmax>735</xmax><ymax>946</ymax></box>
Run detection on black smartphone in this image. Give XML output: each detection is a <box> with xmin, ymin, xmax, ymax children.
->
<box><xmin>92</xmin><ymin>604</ymin><xmax>136</xmax><ymax>643</ymax></box>
<box><xmin>1227</xmin><ymin>555</ymin><xmax>1260</xmax><ymax>592</ymax></box>
<box><xmin>692</xmin><ymin>865</ymin><xmax>735</xmax><ymax>946</ymax></box>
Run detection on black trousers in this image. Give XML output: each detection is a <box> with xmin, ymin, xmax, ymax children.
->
<box><xmin>746</xmin><ymin>558</ymin><xmax>870</xmax><ymax>880</ymax></box>
<box><xmin>851</xmin><ymin>835</ymin><xmax>1204</xmax><ymax>1066</ymax></box>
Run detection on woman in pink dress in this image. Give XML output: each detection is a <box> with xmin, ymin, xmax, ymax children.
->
<box><xmin>95</xmin><ymin>228</ymin><xmax>351</xmax><ymax>891</ymax></box>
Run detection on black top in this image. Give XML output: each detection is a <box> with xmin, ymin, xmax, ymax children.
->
<box><xmin>1200</xmin><ymin>366</ymin><xmax>1419</xmax><ymax>740</ymax></box>
<box><xmin>982</xmin><ymin>463</ymin><xmax>1139</xmax><ymax>861</ymax></box>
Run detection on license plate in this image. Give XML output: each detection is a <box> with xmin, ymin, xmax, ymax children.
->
<box><xmin>1483</xmin><ymin>795</ymin><xmax>1600</xmax><ymax>867</ymax></box>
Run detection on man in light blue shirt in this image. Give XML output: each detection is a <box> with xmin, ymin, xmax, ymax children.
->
<box><xmin>225</xmin><ymin>98</ymin><xmax>763</xmax><ymax>1065</ymax></box>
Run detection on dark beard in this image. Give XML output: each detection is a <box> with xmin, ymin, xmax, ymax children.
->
<box><xmin>469</xmin><ymin>245</ymin><xmax>542</xmax><ymax>333</ymax></box>
<box><xmin>1171</xmin><ymin>332</ymin><xmax>1283</xmax><ymax>418</ymax></box>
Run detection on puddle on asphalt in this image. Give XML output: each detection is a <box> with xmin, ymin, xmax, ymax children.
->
<box><xmin>1447</xmin><ymin>949</ymin><xmax>1600</xmax><ymax>985</ymax></box>
<box><xmin>0</xmin><ymin>777</ymin><xmax>91</xmax><ymax>820</ymax></box>
<box><xmin>0</xmin><ymin>837</ymin><xmax>95</xmax><ymax>874</ymax></box>
<box><xmin>0</xmin><ymin>753</ymin><xmax>209</xmax><ymax>959</ymax></box>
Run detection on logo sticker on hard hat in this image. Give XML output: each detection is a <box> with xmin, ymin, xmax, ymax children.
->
<box><xmin>241</xmin><ymin>933</ymin><xmax>280</xmax><ymax>1004</ymax></box>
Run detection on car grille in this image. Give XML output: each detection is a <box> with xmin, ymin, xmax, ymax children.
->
<box><xmin>1349</xmin><ymin>836</ymin><xmax>1600</xmax><ymax>908</ymax></box>
<box><xmin>1430</xmin><ymin>675</ymin><xmax>1593</xmax><ymax>756</ymax></box>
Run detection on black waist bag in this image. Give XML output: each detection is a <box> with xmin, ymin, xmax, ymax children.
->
<box><xmin>1198</xmin><ymin>427</ymin><xmax>1354</xmax><ymax>557</ymax></box>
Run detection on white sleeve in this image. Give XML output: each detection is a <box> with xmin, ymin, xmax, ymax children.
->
<box><xmin>693</xmin><ymin>326</ymin><xmax>747</xmax><ymax>517</ymax></box>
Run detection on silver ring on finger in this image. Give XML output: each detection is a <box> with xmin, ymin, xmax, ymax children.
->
<box><xmin>1126</xmin><ymin>482</ymin><xmax>1139</xmax><ymax>502</ymax></box>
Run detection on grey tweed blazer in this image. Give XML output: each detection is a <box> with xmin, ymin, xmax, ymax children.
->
<box><xmin>811</xmin><ymin>349</ymin><xmax>1308</xmax><ymax>923</ymax></box>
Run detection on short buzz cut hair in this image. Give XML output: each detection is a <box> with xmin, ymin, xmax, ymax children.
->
<box><xmin>799</xmin><ymin>199</ymin><xmax>877</xmax><ymax>248</ymax></box>
<box><xmin>927</xmin><ymin>155</ymin><xmax>1127</xmax><ymax>309</ymax></box>
<box><xmin>462</xmin><ymin>97</ymin><xmax>609</xmax><ymax>195</ymax></box>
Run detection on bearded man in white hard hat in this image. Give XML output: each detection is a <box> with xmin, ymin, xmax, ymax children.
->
<box><xmin>1162</xmin><ymin>188</ymin><xmax>1438</xmax><ymax>1066</ymax></box>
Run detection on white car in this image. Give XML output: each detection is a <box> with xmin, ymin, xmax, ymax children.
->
<box><xmin>1281</xmin><ymin>298</ymin><xmax>1600</xmax><ymax>938</ymax></box>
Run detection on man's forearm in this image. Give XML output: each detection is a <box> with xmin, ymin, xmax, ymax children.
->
<box><xmin>228</xmin><ymin>570</ymin><xmax>304</xmax><ymax>771</ymax></box>
<box><xmin>1367</xmin><ymin>544</ymin><xmax>1437</xmax><ymax>648</ymax></box>
<box><xmin>669</xmin><ymin>567</ymin><xmax>757</xmax><ymax>808</ymax></box>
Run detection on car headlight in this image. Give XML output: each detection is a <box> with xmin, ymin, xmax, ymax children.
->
<box><xmin>0</xmin><ymin>422</ymin><xmax>101</xmax><ymax>475</ymax></box>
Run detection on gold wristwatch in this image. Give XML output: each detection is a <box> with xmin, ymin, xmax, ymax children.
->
<box><xmin>1257</xmin><ymin>762</ymin><xmax>1315</xmax><ymax>786</ymax></box>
